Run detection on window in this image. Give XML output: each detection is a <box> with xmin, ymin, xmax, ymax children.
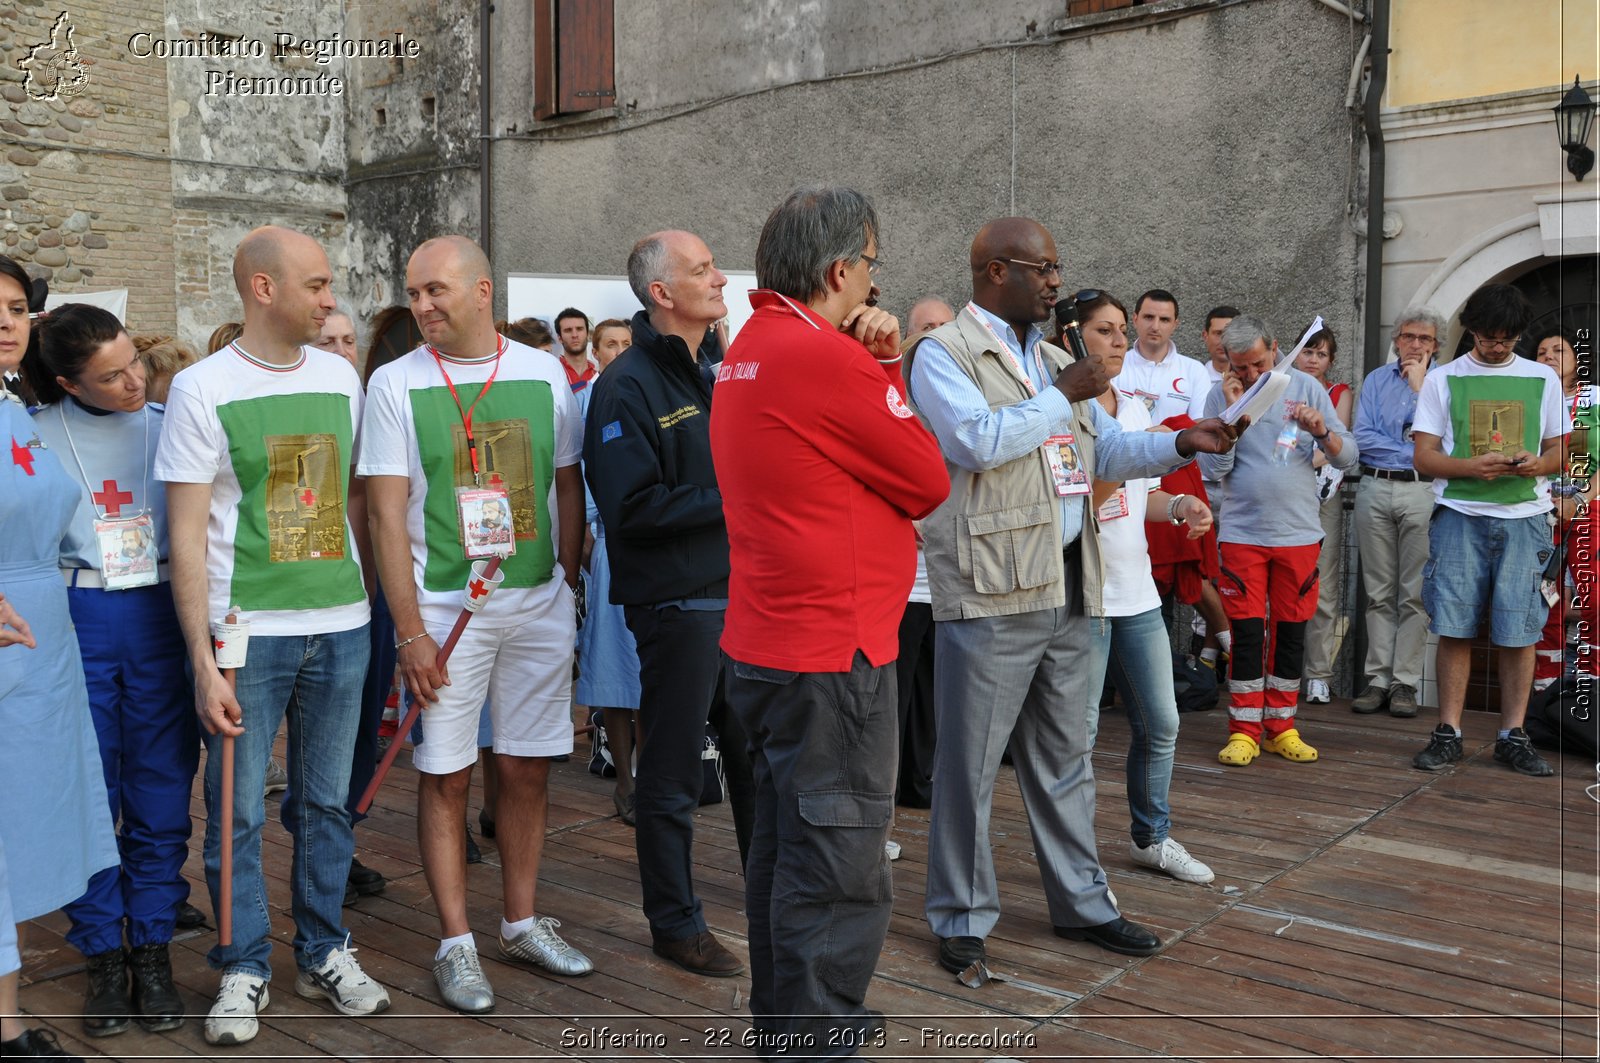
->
<box><xmin>532</xmin><ymin>0</ymin><xmax>615</xmax><ymax>119</ymax></box>
<box><xmin>374</xmin><ymin>106</ymin><xmax>386</xmax><ymax>126</ymax></box>
<box><xmin>422</xmin><ymin>95</ymin><xmax>436</xmax><ymax>120</ymax></box>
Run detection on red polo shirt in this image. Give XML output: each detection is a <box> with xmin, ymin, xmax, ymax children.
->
<box><xmin>711</xmin><ymin>291</ymin><xmax>949</xmax><ymax>672</ymax></box>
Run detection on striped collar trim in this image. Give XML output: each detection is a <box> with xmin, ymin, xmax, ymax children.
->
<box><xmin>229</xmin><ymin>342</ymin><xmax>306</xmax><ymax>372</ymax></box>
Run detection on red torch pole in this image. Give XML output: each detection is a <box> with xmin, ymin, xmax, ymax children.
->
<box><xmin>356</xmin><ymin>555</ymin><xmax>503</xmax><ymax>815</ymax></box>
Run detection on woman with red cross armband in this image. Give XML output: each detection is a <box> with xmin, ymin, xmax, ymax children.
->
<box><xmin>24</xmin><ymin>302</ymin><xmax>198</xmax><ymax>1039</ymax></box>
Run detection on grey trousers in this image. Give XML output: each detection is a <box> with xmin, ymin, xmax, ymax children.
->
<box><xmin>1303</xmin><ymin>491</ymin><xmax>1346</xmax><ymax>682</ymax></box>
<box><xmin>725</xmin><ymin>651</ymin><xmax>896</xmax><ymax>1058</ymax></box>
<box><xmin>925</xmin><ymin>558</ymin><xmax>1118</xmax><ymax>940</ymax></box>
<box><xmin>1354</xmin><ymin>475</ymin><xmax>1434</xmax><ymax>690</ymax></box>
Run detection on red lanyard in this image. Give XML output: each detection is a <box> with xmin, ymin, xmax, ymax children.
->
<box><xmin>429</xmin><ymin>336</ymin><xmax>507</xmax><ymax>483</ymax></box>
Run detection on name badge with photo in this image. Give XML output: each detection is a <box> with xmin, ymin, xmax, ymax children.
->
<box><xmin>1044</xmin><ymin>433</ymin><xmax>1090</xmax><ymax>498</ymax></box>
<box><xmin>457</xmin><ymin>485</ymin><xmax>516</xmax><ymax>559</ymax></box>
<box><xmin>96</xmin><ymin>512</ymin><xmax>159</xmax><ymax>590</ymax></box>
<box><xmin>1095</xmin><ymin>486</ymin><xmax>1130</xmax><ymax>522</ymax></box>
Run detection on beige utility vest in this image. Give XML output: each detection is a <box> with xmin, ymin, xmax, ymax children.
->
<box><xmin>905</xmin><ymin>309</ymin><xmax>1108</xmax><ymax>621</ymax></box>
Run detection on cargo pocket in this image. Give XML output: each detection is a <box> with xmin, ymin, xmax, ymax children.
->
<box><xmin>966</xmin><ymin>504</ymin><xmax>1055</xmax><ymax>594</ymax></box>
<box><xmin>792</xmin><ymin>790</ymin><xmax>894</xmax><ymax>903</ymax></box>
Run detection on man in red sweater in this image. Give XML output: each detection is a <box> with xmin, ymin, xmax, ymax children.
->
<box><xmin>711</xmin><ymin>186</ymin><xmax>949</xmax><ymax>1057</ymax></box>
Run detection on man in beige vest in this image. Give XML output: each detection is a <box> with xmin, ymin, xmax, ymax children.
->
<box><xmin>905</xmin><ymin>218</ymin><xmax>1241</xmax><ymax>976</ymax></box>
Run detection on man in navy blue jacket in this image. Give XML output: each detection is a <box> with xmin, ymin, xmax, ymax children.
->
<box><xmin>583</xmin><ymin>230</ymin><xmax>751</xmax><ymax>978</ymax></box>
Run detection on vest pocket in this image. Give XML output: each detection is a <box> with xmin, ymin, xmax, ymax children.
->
<box><xmin>965</xmin><ymin>503</ymin><xmax>1055</xmax><ymax>594</ymax></box>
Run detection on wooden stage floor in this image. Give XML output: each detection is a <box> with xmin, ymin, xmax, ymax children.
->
<box><xmin>16</xmin><ymin>698</ymin><xmax>1600</xmax><ymax>1061</ymax></box>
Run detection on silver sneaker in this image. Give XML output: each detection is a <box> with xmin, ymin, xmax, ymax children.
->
<box><xmin>433</xmin><ymin>942</ymin><xmax>495</xmax><ymax>1014</ymax></box>
<box><xmin>1131</xmin><ymin>836</ymin><xmax>1216</xmax><ymax>884</ymax></box>
<box><xmin>884</xmin><ymin>839</ymin><xmax>902</xmax><ymax>861</ymax></box>
<box><xmin>499</xmin><ymin>917</ymin><xmax>594</xmax><ymax>977</ymax></box>
<box><xmin>263</xmin><ymin>758</ymin><xmax>288</xmax><ymax>796</ymax></box>
<box><xmin>204</xmin><ymin>970</ymin><xmax>269</xmax><ymax>1046</ymax></box>
<box><xmin>1305</xmin><ymin>679</ymin><xmax>1331</xmax><ymax>704</ymax></box>
<box><xmin>295</xmin><ymin>941</ymin><xmax>390</xmax><ymax>1016</ymax></box>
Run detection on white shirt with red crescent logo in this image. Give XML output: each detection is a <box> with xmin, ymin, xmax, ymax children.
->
<box><xmin>1113</xmin><ymin>342</ymin><xmax>1212</xmax><ymax>423</ymax></box>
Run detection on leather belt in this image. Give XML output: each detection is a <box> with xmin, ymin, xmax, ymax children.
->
<box><xmin>1362</xmin><ymin>465</ymin><xmax>1432</xmax><ymax>483</ymax></box>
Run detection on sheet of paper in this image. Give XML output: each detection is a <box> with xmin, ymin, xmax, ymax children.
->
<box><xmin>1220</xmin><ymin>315</ymin><xmax>1323</xmax><ymax>425</ymax></box>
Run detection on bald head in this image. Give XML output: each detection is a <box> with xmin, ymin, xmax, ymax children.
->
<box><xmin>908</xmin><ymin>296</ymin><xmax>955</xmax><ymax>334</ymax></box>
<box><xmin>968</xmin><ymin>217</ymin><xmax>1061</xmax><ymax>331</ymax></box>
<box><xmin>406</xmin><ymin>234</ymin><xmax>497</xmax><ymax>356</ymax></box>
<box><xmin>231</xmin><ymin>225</ymin><xmax>336</xmax><ymax>347</ymax></box>
<box><xmin>234</xmin><ymin>225</ymin><xmax>324</xmax><ymax>300</ymax></box>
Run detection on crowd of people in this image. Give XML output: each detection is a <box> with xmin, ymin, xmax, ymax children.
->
<box><xmin>0</xmin><ymin>184</ymin><xmax>1586</xmax><ymax>1059</ymax></box>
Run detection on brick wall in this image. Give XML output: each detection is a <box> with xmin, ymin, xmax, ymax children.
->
<box><xmin>0</xmin><ymin>0</ymin><xmax>178</xmax><ymax>335</ymax></box>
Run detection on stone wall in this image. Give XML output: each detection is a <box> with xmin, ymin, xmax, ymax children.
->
<box><xmin>1</xmin><ymin>0</ymin><xmax>178</xmax><ymax>334</ymax></box>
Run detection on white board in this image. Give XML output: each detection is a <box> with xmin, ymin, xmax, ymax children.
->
<box><xmin>46</xmin><ymin>288</ymin><xmax>128</xmax><ymax>323</ymax></box>
<box><xmin>504</xmin><ymin>272</ymin><xmax>760</xmax><ymax>340</ymax></box>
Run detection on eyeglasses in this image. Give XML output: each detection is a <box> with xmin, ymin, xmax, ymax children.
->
<box><xmin>1394</xmin><ymin>331</ymin><xmax>1438</xmax><ymax>346</ymax></box>
<box><xmin>859</xmin><ymin>253</ymin><xmax>881</xmax><ymax>276</ymax></box>
<box><xmin>1473</xmin><ymin>332</ymin><xmax>1520</xmax><ymax>352</ymax></box>
<box><xmin>1000</xmin><ymin>257</ymin><xmax>1064</xmax><ymax>280</ymax></box>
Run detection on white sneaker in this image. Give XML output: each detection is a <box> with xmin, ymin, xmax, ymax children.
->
<box><xmin>295</xmin><ymin>940</ymin><xmax>391</xmax><ymax>1016</ymax></box>
<box><xmin>205</xmin><ymin>970</ymin><xmax>269</xmax><ymax>1046</ymax></box>
<box><xmin>1131</xmin><ymin>837</ymin><xmax>1215</xmax><ymax>884</ymax></box>
<box><xmin>884</xmin><ymin>839</ymin><xmax>902</xmax><ymax>861</ymax></box>
<box><xmin>1305</xmin><ymin>679</ymin><xmax>1331</xmax><ymax>704</ymax></box>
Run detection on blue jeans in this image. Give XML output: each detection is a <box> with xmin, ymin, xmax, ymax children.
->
<box><xmin>1098</xmin><ymin>608</ymin><xmax>1178</xmax><ymax>849</ymax></box>
<box><xmin>1423</xmin><ymin>506</ymin><xmax>1554</xmax><ymax>647</ymax></box>
<box><xmin>203</xmin><ymin>626</ymin><xmax>369</xmax><ymax>977</ymax></box>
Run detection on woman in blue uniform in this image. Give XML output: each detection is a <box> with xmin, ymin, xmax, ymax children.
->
<box><xmin>0</xmin><ymin>258</ymin><xmax>118</xmax><ymax>1059</ymax></box>
<box><xmin>25</xmin><ymin>302</ymin><xmax>197</xmax><ymax>1038</ymax></box>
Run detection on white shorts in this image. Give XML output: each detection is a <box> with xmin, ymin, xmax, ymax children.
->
<box><xmin>412</xmin><ymin>579</ymin><xmax>576</xmax><ymax>775</ymax></box>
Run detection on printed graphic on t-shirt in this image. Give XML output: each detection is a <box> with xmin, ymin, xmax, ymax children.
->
<box><xmin>411</xmin><ymin>379</ymin><xmax>557</xmax><ymax>592</ymax></box>
<box><xmin>216</xmin><ymin>391</ymin><xmax>364</xmax><ymax>612</ymax></box>
<box><xmin>265</xmin><ymin>432</ymin><xmax>347</xmax><ymax>562</ymax></box>
<box><xmin>449</xmin><ymin>418</ymin><xmax>538</xmax><ymax>544</ymax></box>
<box><xmin>1443</xmin><ymin>374</ymin><xmax>1544</xmax><ymax>506</ymax></box>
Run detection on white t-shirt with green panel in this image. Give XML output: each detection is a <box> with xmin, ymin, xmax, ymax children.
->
<box><xmin>1413</xmin><ymin>353</ymin><xmax>1571</xmax><ymax>519</ymax></box>
<box><xmin>154</xmin><ymin>344</ymin><xmax>370</xmax><ymax>636</ymax></box>
<box><xmin>358</xmin><ymin>337</ymin><xmax>581</xmax><ymax>623</ymax></box>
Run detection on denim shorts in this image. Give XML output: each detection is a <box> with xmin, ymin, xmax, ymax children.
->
<box><xmin>1423</xmin><ymin>506</ymin><xmax>1554</xmax><ymax>647</ymax></box>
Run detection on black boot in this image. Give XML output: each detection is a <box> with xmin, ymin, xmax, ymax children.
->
<box><xmin>0</xmin><ymin>1028</ymin><xmax>83</xmax><ymax>1059</ymax></box>
<box><xmin>127</xmin><ymin>942</ymin><xmax>184</xmax><ymax>1032</ymax></box>
<box><xmin>81</xmin><ymin>947</ymin><xmax>131</xmax><ymax>1038</ymax></box>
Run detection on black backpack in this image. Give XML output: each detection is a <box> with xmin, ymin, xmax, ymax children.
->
<box><xmin>1524</xmin><ymin>675</ymin><xmax>1598</xmax><ymax>760</ymax></box>
<box><xmin>1174</xmin><ymin>652</ymin><xmax>1221</xmax><ymax>714</ymax></box>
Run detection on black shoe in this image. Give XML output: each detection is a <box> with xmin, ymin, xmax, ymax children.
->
<box><xmin>1054</xmin><ymin>917</ymin><xmax>1162</xmax><ymax>956</ymax></box>
<box><xmin>465</xmin><ymin>823</ymin><xmax>482</xmax><ymax>864</ymax></box>
<box><xmin>478</xmin><ymin>808</ymin><xmax>496</xmax><ymax>840</ymax></box>
<box><xmin>82</xmin><ymin>947</ymin><xmax>131</xmax><ymax>1037</ymax></box>
<box><xmin>343</xmin><ymin>881</ymin><xmax>359</xmax><ymax>907</ymax></box>
<box><xmin>1494</xmin><ymin>728</ymin><xmax>1555</xmax><ymax>777</ymax></box>
<box><xmin>0</xmin><ymin>1028</ymin><xmax>82</xmax><ymax>1059</ymax></box>
<box><xmin>1351</xmin><ymin>684</ymin><xmax>1389</xmax><ymax>714</ymax></box>
<box><xmin>937</xmin><ymin>935</ymin><xmax>986</xmax><ymax>973</ymax></box>
<box><xmin>1412</xmin><ymin>724</ymin><xmax>1463</xmax><ymax>771</ymax></box>
<box><xmin>127</xmin><ymin>943</ymin><xmax>183</xmax><ymax>1032</ymax></box>
<box><xmin>348</xmin><ymin>857</ymin><xmax>387</xmax><ymax>896</ymax></box>
<box><xmin>174</xmin><ymin>901</ymin><xmax>208</xmax><ymax>930</ymax></box>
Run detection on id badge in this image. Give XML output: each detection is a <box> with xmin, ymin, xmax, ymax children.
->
<box><xmin>458</xmin><ymin>486</ymin><xmax>516</xmax><ymax>559</ymax></box>
<box><xmin>96</xmin><ymin>512</ymin><xmax>159</xmax><ymax>590</ymax></box>
<box><xmin>1044</xmin><ymin>434</ymin><xmax>1090</xmax><ymax>497</ymax></box>
<box><xmin>1095</xmin><ymin>486</ymin><xmax>1130</xmax><ymax>522</ymax></box>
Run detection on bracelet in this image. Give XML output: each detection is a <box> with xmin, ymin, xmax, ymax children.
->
<box><xmin>395</xmin><ymin>632</ymin><xmax>428</xmax><ymax>651</ymax></box>
<box><xmin>1167</xmin><ymin>494</ymin><xmax>1188</xmax><ymax>525</ymax></box>
<box><xmin>1313</xmin><ymin>429</ymin><xmax>1331</xmax><ymax>441</ymax></box>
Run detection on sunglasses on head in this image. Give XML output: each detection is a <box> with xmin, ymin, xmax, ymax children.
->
<box><xmin>1053</xmin><ymin>289</ymin><xmax>1104</xmax><ymax>329</ymax></box>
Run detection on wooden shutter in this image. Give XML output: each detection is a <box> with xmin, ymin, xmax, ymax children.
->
<box><xmin>533</xmin><ymin>0</ymin><xmax>615</xmax><ymax>119</ymax></box>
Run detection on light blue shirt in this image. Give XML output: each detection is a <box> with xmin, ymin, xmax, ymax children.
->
<box><xmin>908</xmin><ymin>304</ymin><xmax>1185</xmax><ymax>545</ymax></box>
<box><xmin>1352</xmin><ymin>360</ymin><xmax>1425</xmax><ymax>471</ymax></box>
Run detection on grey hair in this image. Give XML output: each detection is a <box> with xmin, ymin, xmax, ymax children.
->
<box><xmin>327</xmin><ymin>301</ymin><xmax>360</xmax><ymax>346</ymax></box>
<box><xmin>755</xmin><ymin>185</ymin><xmax>878</xmax><ymax>301</ymax></box>
<box><xmin>627</xmin><ymin>235</ymin><xmax>672</xmax><ymax>308</ymax></box>
<box><xmin>1220</xmin><ymin>314</ymin><xmax>1275</xmax><ymax>356</ymax></box>
<box><xmin>1394</xmin><ymin>304</ymin><xmax>1446</xmax><ymax>336</ymax></box>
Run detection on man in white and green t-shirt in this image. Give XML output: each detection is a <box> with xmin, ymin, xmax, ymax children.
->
<box><xmin>361</xmin><ymin>236</ymin><xmax>590</xmax><ymax>1014</ymax></box>
<box><xmin>157</xmin><ymin>226</ymin><xmax>390</xmax><ymax>1046</ymax></box>
<box><xmin>1411</xmin><ymin>284</ymin><xmax>1567</xmax><ymax>778</ymax></box>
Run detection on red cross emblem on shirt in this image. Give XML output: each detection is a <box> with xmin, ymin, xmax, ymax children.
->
<box><xmin>299</xmin><ymin>488</ymin><xmax>317</xmax><ymax>507</ymax></box>
<box><xmin>10</xmin><ymin>437</ymin><xmax>34</xmax><ymax>476</ymax></box>
<box><xmin>93</xmin><ymin>479</ymin><xmax>134</xmax><ymax>516</ymax></box>
<box><xmin>468</xmin><ymin>578</ymin><xmax>489</xmax><ymax>598</ymax></box>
